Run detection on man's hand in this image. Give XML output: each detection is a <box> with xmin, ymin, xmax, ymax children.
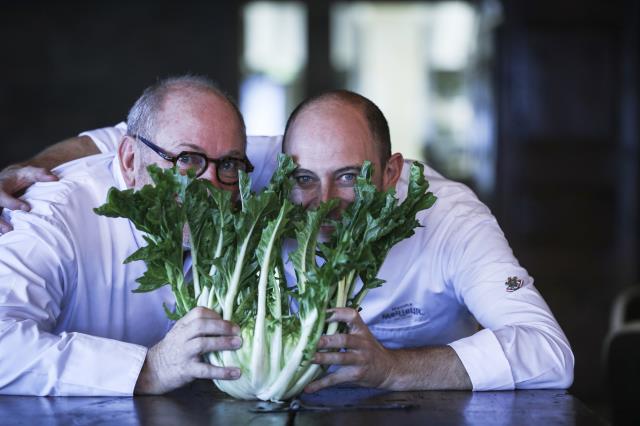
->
<box><xmin>0</xmin><ymin>134</ymin><xmax>101</xmax><ymax>234</ymax></box>
<box><xmin>305</xmin><ymin>307</ymin><xmax>398</xmax><ymax>393</ymax></box>
<box><xmin>0</xmin><ymin>164</ymin><xmax>58</xmax><ymax>233</ymax></box>
<box><xmin>134</xmin><ymin>307</ymin><xmax>243</xmax><ymax>395</ymax></box>
<box><xmin>305</xmin><ymin>307</ymin><xmax>473</xmax><ymax>394</ymax></box>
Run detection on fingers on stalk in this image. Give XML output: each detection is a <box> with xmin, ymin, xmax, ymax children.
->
<box><xmin>325</xmin><ymin>307</ymin><xmax>366</xmax><ymax>332</ymax></box>
<box><xmin>312</xmin><ymin>350</ymin><xmax>362</xmax><ymax>365</ymax></box>
<box><xmin>187</xmin><ymin>336</ymin><xmax>242</xmax><ymax>356</ymax></box>
<box><xmin>317</xmin><ymin>333</ymin><xmax>361</xmax><ymax>350</ymax></box>
<box><xmin>185</xmin><ymin>306</ymin><xmax>222</xmax><ymax>321</ymax></box>
<box><xmin>185</xmin><ymin>317</ymin><xmax>241</xmax><ymax>339</ymax></box>
<box><xmin>189</xmin><ymin>362</ymin><xmax>241</xmax><ymax>380</ymax></box>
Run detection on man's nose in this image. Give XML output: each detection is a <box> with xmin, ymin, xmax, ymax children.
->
<box><xmin>198</xmin><ymin>165</ymin><xmax>240</xmax><ymax>199</ymax></box>
<box><xmin>313</xmin><ymin>182</ymin><xmax>337</xmax><ymax>206</ymax></box>
<box><xmin>302</xmin><ymin>183</ymin><xmax>330</xmax><ymax>210</ymax></box>
<box><xmin>199</xmin><ymin>164</ymin><xmax>223</xmax><ymax>189</ymax></box>
<box><xmin>323</xmin><ymin>188</ymin><xmax>334</xmax><ymax>204</ymax></box>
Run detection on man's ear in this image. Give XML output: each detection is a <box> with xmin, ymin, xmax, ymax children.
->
<box><xmin>382</xmin><ymin>152</ymin><xmax>404</xmax><ymax>191</ymax></box>
<box><xmin>118</xmin><ymin>136</ymin><xmax>136</xmax><ymax>187</ymax></box>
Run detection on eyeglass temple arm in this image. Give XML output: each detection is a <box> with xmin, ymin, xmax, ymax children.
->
<box><xmin>134</xmin><ymin>134</ymin><xmax>175</xmax><ymax>162</ymax></box>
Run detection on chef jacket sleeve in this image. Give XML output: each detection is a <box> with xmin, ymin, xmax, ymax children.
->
<box><xmin>0</xmin><ymin>208</ymin><xmax>147</xmax><ymax>396</ymax></box>
<box><xmin>444</xmin><ymin>196</ymin><xmax>574</xmax><ymax>391</ymax></box>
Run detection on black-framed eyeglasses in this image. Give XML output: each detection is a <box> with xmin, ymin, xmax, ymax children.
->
<box><xmin>133</xmin><ymin>134</ymin><xmax>254</xmax><ymax>185</ymax></box>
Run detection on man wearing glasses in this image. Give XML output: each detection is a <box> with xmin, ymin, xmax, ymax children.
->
<box><xmin>133</xmin><ymin>134</ymin><xmax>253</xmax><ymax>184</ymax></box>
<box><xmin>0</xmin><ymin>76</ymin><xmax>254</xmax><ymax>396</ymax></box>
<box><xmin>0</xmin><ymin>83</ymin><xmax>573</xmax><ymax>396</ymax></box>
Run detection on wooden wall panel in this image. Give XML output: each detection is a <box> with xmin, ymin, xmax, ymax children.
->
<box><xmin>496</xmin><ymin>0</ymin><xmax>638</xmax><ymax>404</ymax></box>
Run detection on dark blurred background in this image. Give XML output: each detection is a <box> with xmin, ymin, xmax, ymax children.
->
<box><xmin>1</xmin><ymin>0</ymin><xmax>638</xmax><ymax>422</ymax></box>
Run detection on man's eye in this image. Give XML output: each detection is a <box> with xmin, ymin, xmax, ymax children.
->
<box><xmin>178</xmin><ymin>155</ymin><xmax>200</xmax><ymax>166</ymax></box>
<box><xmin>338</xmin><ymin>173</ymin><xmax>357</xmax><ymax>184</ymax></box>
<box><xmin>294</xmin><ymin>175</ymin><xmax>314</xmax><ymax>186</ymax></box>
<box><xmin>220</xmin><ymin>159</ymin><xmax>238</xmax><ymax>171</ymax></box>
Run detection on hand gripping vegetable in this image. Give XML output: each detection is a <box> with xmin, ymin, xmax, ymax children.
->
<box><xmin>95</xmin><ymin>154</ymin><xmax>436</xmax><ymax>401</ymax></box>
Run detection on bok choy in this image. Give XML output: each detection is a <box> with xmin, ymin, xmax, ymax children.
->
<box><xmin>95</xmin><ymin>154</ymin><xmax>436</xmax><ymax>401</ymax></box>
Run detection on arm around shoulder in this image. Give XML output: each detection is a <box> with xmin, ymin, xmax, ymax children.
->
<box><xmin>24</xmin><ymin>135</ymin><xmax>100</xmax><ymax>170</ymax></box>
<box><xmin>0</xmin><ymin>134</ymin><xmax>103</xmax><ymax>233</ymax></box>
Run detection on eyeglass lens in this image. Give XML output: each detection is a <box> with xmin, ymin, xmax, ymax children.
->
<box><xmin>176</xmin><ymin>154</ymin><xmax>246</xmax><ymax>182</ymax></box>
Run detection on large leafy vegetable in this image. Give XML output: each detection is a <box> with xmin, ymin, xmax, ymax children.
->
<box><xmin>95</xmin><ymin>154</ymin><xmax>436</xmax><ymax>401</ymax></box>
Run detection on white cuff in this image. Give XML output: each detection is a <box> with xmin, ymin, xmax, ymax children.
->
<box><xmin>57</xmin><ymin>332</ymin><xmax>148</xmax><ymax>396</ymax></box>
<box><xmin>448</xmin><ymin>328</ymin><xmax>515</xmax><ymax>391</ymax></box>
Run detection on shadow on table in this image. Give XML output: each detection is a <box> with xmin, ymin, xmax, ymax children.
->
<box><xmin>132</xmin><ymin>380</ymin><xmax>288</xmax><ymax>426</ymax></box>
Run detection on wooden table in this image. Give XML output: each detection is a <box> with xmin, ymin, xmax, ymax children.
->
<box><xmin>0</xmin><ymin>381</ymin><xmax>606</xmax><ymax>425</ymax></box>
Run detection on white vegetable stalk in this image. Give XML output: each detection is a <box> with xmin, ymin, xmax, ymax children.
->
<box><xmin>250</xmin><ymin>203</ymin><xmax>290</xmax><ymax>390</ymax></box>
<box><xmin>95</xmin><ymin>157</ymin><xmax>435</xmax><ymax>402</ymax></box>
<box><xmin>256</xmin><ymin>308</ymin><xmax>318</xmax><ymax>401</ymax></box>
<box><xmin>222</xmin><ymin>222</ymin><xmax>257</xmax><ymax>321</ymax></box>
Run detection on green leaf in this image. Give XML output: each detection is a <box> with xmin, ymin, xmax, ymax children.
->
<box><xmin>93</xmin><ymin>155</ymin><xmax>436</xmax><ymax>401</ymax></box>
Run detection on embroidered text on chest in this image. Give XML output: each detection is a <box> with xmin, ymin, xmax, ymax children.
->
<box><xmin>381</xmin><ymin>303</ymin><xmax>426</xmax><ymax>321</ymax></box>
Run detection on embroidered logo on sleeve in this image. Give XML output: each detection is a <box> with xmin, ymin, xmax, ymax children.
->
<box><xmin>505</xmin><ymin>276</ymin><xmax>524</xmax><ymax>292</ymax></box>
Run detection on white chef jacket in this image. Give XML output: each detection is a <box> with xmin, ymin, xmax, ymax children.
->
<box><xmin>0</xmin><ymin>153</ymin><xmax>176</xmax><ymax>395</ymax></box>
<box><xmin>362</xmin><ymin>165</ymin><xmax>574</xmax><ymax>390</ymax></box>
<box><xmin>84</xmin><ymin>124</ymin><xmax>574</xmax><ymax>391</ymax></box>
<box><xmin>0</xmin><ymin>124</ymin><xmax>573</xmax><ymax>395</ymax></box>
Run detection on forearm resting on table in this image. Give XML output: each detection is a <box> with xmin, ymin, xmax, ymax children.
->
<box><xmin>16</xmin><ymin>135</ymin><xmax>99</xmax><ymax>170</ymax></box>
<box><xmin>385</xmin><ymin>345</ymin><xmax>472</xmax><ymax>391</ymax></box>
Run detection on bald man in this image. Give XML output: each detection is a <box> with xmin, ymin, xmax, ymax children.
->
<box><xmin>281</xmin><ymin>91</ymin><xmax>573</xmax><ymax>393</ymax></box>
<box><xmin>0</xmin><ymin>76</ymin><xmax>253</xmax><ymax>396</ymax></box>
<box><xmin>0</xmin><ymin>90</ymin><xmax>574</xmax><ymax>394</ymax></box>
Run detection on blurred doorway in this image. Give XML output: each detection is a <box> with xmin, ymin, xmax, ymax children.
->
<box><xmin>240</xmin><ymin>0</ymin><xmax>500</xmax><ymax>197</ymax></box>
